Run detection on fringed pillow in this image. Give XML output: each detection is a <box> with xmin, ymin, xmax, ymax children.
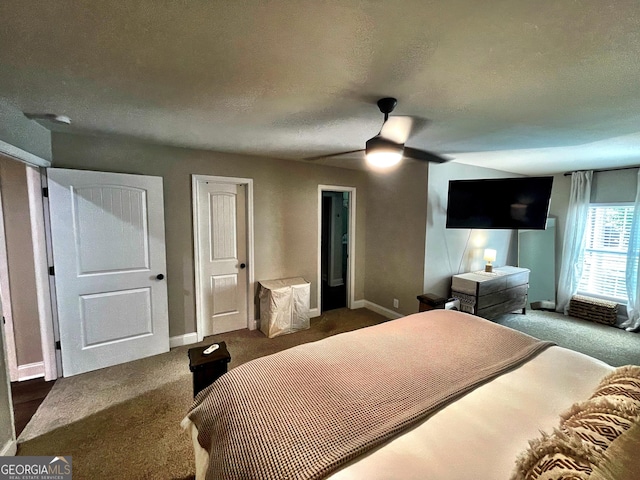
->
<box><xmin>589</xmin><ymin>365</ymin><xmax>640</xmax><ymax>407</ymax></box>
<box><xmin>590</xmin><ymin>422</ymin><xmax>640</xmax><ymax>480</ymax></box>
<box><xmin>510</xmin><ymin>365</ymin><xmax>640</xmax><ymax>480</ymax></box>
<box><xmin>560</xmin><ymin>397</ymin><xmax>639</xmax><ymax>455</ymax></box>
<box><xmin>511</xmin><ymin>429</ymin><xmax>597</xmax><ymax>480</ymax></box>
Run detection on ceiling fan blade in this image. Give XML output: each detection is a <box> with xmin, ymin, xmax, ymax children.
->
<box><xmin>405</xmin><ymin>116</ymin><xmax>430</xmax><ymax>139</ymax></box>
<box><xmin>379</xmin><ymin>116</ymin><xmax>413</xmax><ymax>144</ymax></box>
<box><xmin>403</xmin><ymin>146</ymin><xmax>450</xmax><ymax>164</ymax></box>
<box><xmin>304</xmin><ymin>149</ymin><xmax>365</xmax><ymax>161</ymax></box>
<box><xmin>379</xmin><ymin>115</ymin><xmax>431</xmax><ymax>144</ymax></box>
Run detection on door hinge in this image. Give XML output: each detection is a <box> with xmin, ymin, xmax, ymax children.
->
<box><xmin>42</xmin><ymin>187</ymin><xmax>49</xmax><ymax>198</ymax></box>
<box><xmin>55</xmin><ymin>341</ymin><xmax>61</xmax><ymax>350</ymax></box>
<box><xmin>49</xmin><ymin>266</ymin><xmax>55</xmax><ymax>276</ymax></box>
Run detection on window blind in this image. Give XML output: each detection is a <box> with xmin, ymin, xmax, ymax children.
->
<box><xmin>578</xmin><ymin>205</ymin><xmax>634</xmax><ymax>302</ymax></box>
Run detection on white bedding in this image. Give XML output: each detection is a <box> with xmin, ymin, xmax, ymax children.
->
<box><xmin>328</xmin><ymin>346</ymin><xmax>612</xmax><ymax>480</ymax></box>
<box><xmin>183</xmin><ymin>339</ymin><xmax>612</xmax><ymax>480</ymax></box>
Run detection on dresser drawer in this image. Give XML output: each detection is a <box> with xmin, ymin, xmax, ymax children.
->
<box><xmin>476</xmin><ymin>284</ymin><xmax>529</xmax><ymax>310</ymax></box>
<box><xmin>505</xmin><ymin>271</ymin><xmax>529</xmax><ymax>289</ymax></box>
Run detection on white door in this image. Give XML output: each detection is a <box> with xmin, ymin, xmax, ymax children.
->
<box><xmin>0</xmin><ymin>292</ymin><xmax>16</xmax><ymax>455</ymax></box>
<box><xmin>194</xmin><ymin>178</ymin><xmax>248</xmax><ymax>336</ymax></box>
<box><xmin>47</xmin><ymin>168</ymin><xmax>169</xmax><ymax>377</ymax></box>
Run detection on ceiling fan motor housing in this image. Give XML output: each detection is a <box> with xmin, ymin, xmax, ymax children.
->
<box><xmin>366</xmin><ymin>135</ymin><xmax>403</xmax><ymax>155</ymax></box>
<box><xmin>377</xmin><ymin>97</ymin><xmax>398</xmax><ymax>115</ymax></box>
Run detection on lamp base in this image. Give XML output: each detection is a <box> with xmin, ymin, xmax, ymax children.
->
<box><xmin>485</xmin><ymin>264</ymin><xmax>493</xmax><ymax>273</ymax></box>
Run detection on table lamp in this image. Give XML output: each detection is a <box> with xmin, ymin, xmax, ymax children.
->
<box><xmin>484</xmin><ymin>248</ymin><xmax>497</xmax><ymax>273</ymax></box>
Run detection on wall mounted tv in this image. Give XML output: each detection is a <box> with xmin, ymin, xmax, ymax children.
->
<box><xmin>446</xmin><ymin>176</ymin><xmax>553</xmax><ymax>230</ymax></box>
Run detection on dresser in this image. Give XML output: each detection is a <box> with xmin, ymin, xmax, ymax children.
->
<box><xmin>451</xmin><ymin>266</ymin><xmax>529</xmax><ymax>320</ymax></box>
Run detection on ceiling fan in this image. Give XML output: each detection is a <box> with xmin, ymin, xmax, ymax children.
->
<box><xmin>307</xmin><ymin>97</ymin><xmax>450</xmax><ymax>167</ymax></box>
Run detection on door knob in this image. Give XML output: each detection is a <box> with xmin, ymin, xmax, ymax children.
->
<box><xmin>156</xmin><ymin>273</ymin><xmax>165</xmax><ymax>280</ymax></box>
<box><xmin>239</xmin><ymin>263</ymin><xmax>246</xmax><ymax>269</ymax></box>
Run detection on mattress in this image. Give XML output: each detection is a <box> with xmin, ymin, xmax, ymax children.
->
<box><xmin>326</xmin><ymin>345</ymin><xmax>612</xmax><ymax>479</ymax></box>
<box><xmin>182</xmin><ymin>315</ymin><xmax>613</xmax><ymax>479</ymax></box>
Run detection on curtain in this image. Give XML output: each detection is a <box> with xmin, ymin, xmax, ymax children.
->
<box><xmin>556</xmin><ymin>171</ymin><xmax>592</xmax><ymax>314</ymax></box>
<box><xmin>621</xmin><ymin>169</ymin><xmax>640</xmax><ymax>331</ymax></box>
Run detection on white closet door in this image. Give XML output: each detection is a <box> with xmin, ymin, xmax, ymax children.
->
<box><xmin>48</xmin><ymin>168</ymin><xmax>169</xmax><ymax>376</ymax></box>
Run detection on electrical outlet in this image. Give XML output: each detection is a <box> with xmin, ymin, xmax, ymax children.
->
<box><xmin>393</xmin><ymin>298</ymin><xmax>399</xmax><ymax>308</ymax></box>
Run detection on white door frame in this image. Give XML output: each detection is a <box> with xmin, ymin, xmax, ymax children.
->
<box><xmin>0</xmin><ymin>181</ymin><xmax>18</xmax><ymax>382</ymax></box>
<box><xmin>25</xmin><ymin>166</ymin><xmax>57</xmax><ymax>380</ymax></box>
<box><xmin>192</xmin><ymin>175</ymin><xmax>255</xmax><ymax>340</ymax></box>
<box><xmin>0</xmin><ymin>142</ymin><xmax>48</xmax><ymax>455</ymax></box>
<box><xmin>317</xmin><ymin>185</ymin><xmax>356</xmax><ymax>313</ymax></box>
<box><xmin>0</xmin><ymin>154</ymin><xmax>57</xmax><ymax>381</ymax></box>
<box><xmin>0</xmin><ymin>291</ymin><xmax>17</xmax><ymax>456</ymax></box>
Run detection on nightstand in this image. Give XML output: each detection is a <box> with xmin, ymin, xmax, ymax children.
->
<box><xmin>188</xmin><ymin>341</ymin><xmax>231</xmax><ymax>397</ymax></box>
<box><xmin>417</xmin><ymin>293</ymin><xmax>447</xmax><ymax>312</ymax></box>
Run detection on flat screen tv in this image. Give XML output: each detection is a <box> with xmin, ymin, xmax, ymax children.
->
<box><xmin>446</xmin><ymin>176</ymin><xmax>553</xmax><ymax>230</ymax></box>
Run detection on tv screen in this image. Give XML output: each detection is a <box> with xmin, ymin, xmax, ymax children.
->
<box><xmin>446</xmin><ymin>176</ymin><xmax>553</xmax><ymax>230</ymax></box>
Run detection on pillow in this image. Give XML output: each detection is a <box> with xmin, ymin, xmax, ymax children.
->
<box><xmin>589</xmin><ymin>365</ymin><xmax>640</xmax><ymax>407</ymax></box>
<box><xmin>560</xmin><ymin>397</ymin><xmax>639</xmax><ymax>455</ymax></box>
<box><xmin>589</xmin><ymin>422</ymin><xmax>640</xmax><ymax>480</ymax></box>
<box><xmin>511</xmin><ymin>429</ymin><xmax>597</xmax><ymax>480</ymax></box>
<box><xmin>510</xmin><ymin>365</ymin><xmax>640</xmax><ymax>480</ymax></box>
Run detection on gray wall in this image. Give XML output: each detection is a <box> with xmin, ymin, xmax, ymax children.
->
<box><xmin>51</xmin><ymin>132</ymin><xmax>369</xmax><ymax>337</ymax></box>
<box><xmin>424</xmin><ymin>162</ymin><xmax>521</xmax><ymax>299</ymax></box>
<box><xmin>0</xmin><ymin>157</ymin><xmax>43</xmax><ymax>366</ymax></box>
<box><xmin>591</xmin><ymin>168</ymin><xmax>637</xmax><ymax>203</ymax></box>
<box><xmin>0</xmin><ymin>99</ymin><xmax>51</xmax><ymax>162</ymax></box>
<box><xmin>53</xmin><ymin>131</ymin><xmax>628</xmax><ymax>338</ymax></box>
<box><xmin>364</xmin><ymin>162</ymin><xmax>429</xmax><ymax>316</ymax></box>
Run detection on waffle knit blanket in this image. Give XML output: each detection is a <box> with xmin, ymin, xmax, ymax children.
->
<box><xmin>186</xmin><ymin>310</ymin><xmax>554</xmax><ymax>480</ymax></box>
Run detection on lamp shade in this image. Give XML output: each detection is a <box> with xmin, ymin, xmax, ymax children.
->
<box><xmin>483</xmin><ymin>248</ymin><xmax>497</xmax><ymax>263</ymax></box>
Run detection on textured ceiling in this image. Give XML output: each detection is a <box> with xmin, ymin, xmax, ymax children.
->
<box><xmin>1</xmin><ymin>1</ymin><xmax>639</xmax><ymax>174</ymax></box>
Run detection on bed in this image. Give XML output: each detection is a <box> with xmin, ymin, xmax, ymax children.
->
<box><xmin>182</xmin><ymin>310</ymin><xmax>640</xmax><ymax>480</ymax></box>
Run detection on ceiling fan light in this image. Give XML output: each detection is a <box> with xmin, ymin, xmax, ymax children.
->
<box><xmin>365</xmin><ymin>136</ymin><xmax>404</xmax><ymax>168</ymax></box>
<box><xmin>365</xmin><ymin>150</ymin><xmax>403</xmax><ymax>168</ymax></box>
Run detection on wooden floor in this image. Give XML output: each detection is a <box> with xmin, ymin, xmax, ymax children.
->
<box><xmin>11</xmin><ymin>377</ymin><xmax>56</xmax><ymax>437</ymax></box>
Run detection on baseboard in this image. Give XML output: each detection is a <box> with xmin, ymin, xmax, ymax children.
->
<box><xmin>351</xmin><ymin>299</ymin><xmax>365</xmax><ymax>309</ymax></box>
<box><xmin>0</xmin><ymin>439</ymin><xmax>17</xmax><ymax>456</ymax></box>
<box><xmin>186</xmin><ymin>309</ymin><xmax>325</xmax><ymax>335</ymax></box>
<box><xmin>169</xmin><ymin>332</ymin><xmax>199</xmax><ymax>348</ymax></box>
<box><xmin>17</xmin><ymin>361</ymin><xmax>44</xmax><ymax>381</ymax></box>
<box><xmin>362</xmin><ymin>301</ymin><xmax>404</xmax><ymax>320</ymax></box>
<box><xmin>170</xmin><ymin>300</ymin><xmax>404</xmax><ymax>344</ymax></box>
<box><xmin>315</xmin><ymin>301</ymin><xmax>401</xmax><ymax>319</ymax></box>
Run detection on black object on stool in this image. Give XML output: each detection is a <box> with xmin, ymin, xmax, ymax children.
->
<box><xmin>188</xmin><ymin>341</ymin><xmax>231</xmax><ymax>397</ymax></box>
<box><xmin>417</xmin><ymin>293</ymin><xmax>447</xmax><ymax>312</ymax></box>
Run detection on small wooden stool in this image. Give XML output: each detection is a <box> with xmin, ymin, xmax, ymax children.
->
<box><xmin>188</xmin><ymin>341</ymin><xmax>231</xmax><ymax>397</ymax></box>
<box><xmin>417</xmin><ymin>293</ymin><xmax>447</xmax><ymax>312</ymax></box>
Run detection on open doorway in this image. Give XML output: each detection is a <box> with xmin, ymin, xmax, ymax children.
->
<box><xmin>0</xmin><ymin>156</ymin><xmax>57</xmax><ymax>383</ymax></box>
<box><xmin>318</xmin><ymin>187</ymin><xmax>355</xmax><ymax>313</ymax></box>
<box><xmin>0</xmin><ymin>149</ymin><xmax>56</xmax><ymax>444</ymax></box>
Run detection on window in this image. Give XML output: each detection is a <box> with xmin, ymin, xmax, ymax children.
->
<box><xmin>578</xmin><ymin>204</ymin><xmax>634</xmax><ymax>302</ymax></box>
